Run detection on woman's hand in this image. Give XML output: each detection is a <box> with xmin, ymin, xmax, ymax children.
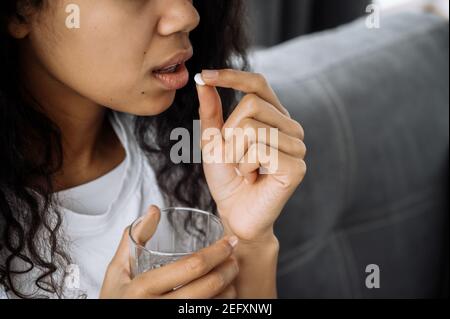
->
<box><xmin>196</xmin><ymin>69</ymin><xmax>307</xmax><ymax>243</ymax></box>
<box><xmin>100</xmin><ymin>206</ymin><xmax>240</xmax><ymax>299</ymax></box>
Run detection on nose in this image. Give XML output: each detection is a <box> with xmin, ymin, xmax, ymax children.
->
<box><xmin>156</xmin><ymin>0</ymin><xmax>200</xmax><ymax>36</ymax></box>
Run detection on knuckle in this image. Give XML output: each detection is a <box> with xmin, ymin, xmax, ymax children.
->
<box><xmin>295</xmin><ymin>159</ymin><xmax>307</xmax><ymax>177</ymax></box>
<box><xmin>126</xmin><ymin>282</ymin><xmax>149</xmax><ymax>298</ymax></box>
<box><xmin>254</xmin><ymin>73</ymin><xmax>268</xmax><ymax>87</ymax></box>
<box><xmin>230</xmin><ymin>257</ymin><xmax>240</xmax><ymax>275</ymax></box>
<box><xmin>208</xmin><ymin>273</ymin><xmax>226</xmax><ymax>292</ymax></box>
<box><xmin>219</xmin><ymin>240</ymin><xmax>233</xmax><ymax>255</ymax></box>
<box><xmin>241</xmin><ymin>94</ymin><xmax>258</xmax><ymax>112</ymax></box>
<box><xmin>292</xmin><ymin>121</ymin><xmax>305</xmax><ymax>140</ymax></box>
<box><xmin>283</xmin><ymin>160</ymin><xmax>307</xmax><ymax>189</ymax></box>
<box><xmin>186</xmin><ymin>254</ymin><xmax>207</xmax><ymax>275</ymax></box>
<box><xmin>294</xmin><ymin>121</ymin><xmax>305</xmax><ymax>139</ymax></box>
<box><xmin>295</xmin><ymin>139</ymin><xmax>307</xmax><ymax>158</ymax></box>
<box><xmin>240</xmin><ymin>94</ymin><xmax>251</xmax><ymax>107</ymax></box>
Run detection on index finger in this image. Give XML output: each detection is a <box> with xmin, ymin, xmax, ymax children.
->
<box><xmin>132</xmin><ymin>236</ymin><xmax>239</xmax><ymax>295</ymax></box>
<box><xmin>200</xmin><ymin>69</ymin><xmax>290</xmax><ymax>117</ymax></box>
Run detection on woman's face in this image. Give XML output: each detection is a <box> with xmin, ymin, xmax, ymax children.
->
<box><xmin>15</xmin><ymin>0</ymin><xmax>200</xmax><ymax>115</ymax></box>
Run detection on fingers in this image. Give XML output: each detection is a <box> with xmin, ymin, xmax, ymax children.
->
<box><xmin>201</xmin><ymin>69</ymin><xmax>290</xmax><ymax>117</ymax></box>
<box><xmin>224</xmin><ymin>118</ymin><xmax>306</xmax><ymax>164</ymax></box>
<box><xmin>131</xmin><ymin>236</ymin><xmax>239</xmax><ymax>296</ymax></box>
<box><xmin>196</xmin><ymin>69</ymin><xmax>307</xmax><ymax>189</ymax></box>
<box><xmin>109</xmin><ymin>206</ymin><xmax>161</xmax><ymax>270</ymax></box>
<box><xmin>237</xmin><ymin>143</ymin><xmax>307</xmax><ymax>188</ymax></box>
<box><xmin>166</xmin><ymin>257</ymin><xmax>239</xmax><ymax>299</ymax></box>
<box><xmin>223</xmin><ymin>94</ymin><xmax>304</xmax><ymax>140</ymax></box>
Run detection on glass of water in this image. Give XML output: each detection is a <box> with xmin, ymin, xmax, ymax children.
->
<box><xmin>129</xmin><ymin>207</ymin><xmax>224</xmax><ymax>278</ymax></box>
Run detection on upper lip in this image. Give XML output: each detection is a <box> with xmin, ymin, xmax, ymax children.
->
<box><xmin>152</xmin><ymin>48</ymin><xmax>194</xmax><ymax>72</ymax></box>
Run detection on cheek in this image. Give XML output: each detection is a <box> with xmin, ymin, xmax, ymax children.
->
<box><xmin>29</xmin><ymin>1</ymin><xmax>169</xmax><ymax>114</ymax></box>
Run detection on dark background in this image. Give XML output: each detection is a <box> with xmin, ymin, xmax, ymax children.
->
<box><xmin>247</xmin><ymin>0</ymin><xmax>372</xmax><ymax>47</ymax></box>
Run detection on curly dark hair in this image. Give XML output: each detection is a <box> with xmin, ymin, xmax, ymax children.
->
<box><xmin>0</xmin><ymin>0</ymin><xmax>249</xmax><ymax>298</ymax></box>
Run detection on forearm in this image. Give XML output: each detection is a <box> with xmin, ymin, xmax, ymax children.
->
<box><xmin>233</xmin><ymin>235</ymin><xmax>279</xmax><ymax>299</ymax></box>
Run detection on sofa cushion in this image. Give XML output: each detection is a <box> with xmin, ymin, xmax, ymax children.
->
<box><xmin>251</xmin><ymin>12</ymin><xmax>449</xmax><ymax>298</ymax></box>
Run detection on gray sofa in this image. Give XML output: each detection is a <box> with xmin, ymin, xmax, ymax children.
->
<box><xmin>251</xmin><ymin>12</ymin><xmax>449</xmax><ymax>298</ymax></box>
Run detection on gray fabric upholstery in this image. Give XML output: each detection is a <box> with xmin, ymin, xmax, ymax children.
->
<box><xmin>251</xmin><ymin>12</ymin><xmax>449</xmax><ymax>298</ymax></box>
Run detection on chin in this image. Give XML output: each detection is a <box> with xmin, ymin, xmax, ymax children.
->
<box><xmin>125</xmin><ymin>92</ymin><xmax>176</xmax><ymax>116</ymax></box>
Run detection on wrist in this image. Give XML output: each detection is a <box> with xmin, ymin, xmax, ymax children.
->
<box><xmin>221</xmin><ymin>217</ymin><xmax>279</xmax><ymax>247</ymax></box>
<box><xmin>237</xmin><ymin>232</ymin><xmax>279</xmax><ymax>252</ymax></box>
<box><xmin>233</xmin><ymin>233</ymin><xmax>279</xmax><ymax>299</ymax></box>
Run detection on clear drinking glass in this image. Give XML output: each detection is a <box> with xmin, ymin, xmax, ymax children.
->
<box><xmin>129</xmin><ymin>207</ymin><xmax>224</xmax><ymax>278</ymax></box>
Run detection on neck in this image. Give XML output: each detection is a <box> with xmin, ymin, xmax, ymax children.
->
<box><xmin>21</xmin><ymin>46</ymin><xmax>125</xmax><ymax>191</ymax></box>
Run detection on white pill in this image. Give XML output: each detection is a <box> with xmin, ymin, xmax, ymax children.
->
<box><xmin>194</xmin><ymin>73</ymin><xmax>206</xmax><ymax>86</ymax></box>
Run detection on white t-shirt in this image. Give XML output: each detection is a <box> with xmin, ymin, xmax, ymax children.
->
<box><xmin>2</xmin><ymin>112</ymin><xmax>165</xmax><ymax>299</ymax></box>
<box><xmin>58</xmin><ymin>159</ymin><xmax>127</xmax><ymax>216</ymax></box>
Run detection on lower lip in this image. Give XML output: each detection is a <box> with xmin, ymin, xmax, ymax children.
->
<box><xmin>152</xmin><ymin>62</ymin><xmax>189</xmax><ymax>91</ymax></box>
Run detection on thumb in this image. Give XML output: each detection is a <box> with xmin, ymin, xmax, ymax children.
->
<box><xmin>132</xmin><ymin>205</ymin><xmax>161</xmax><ymax>246</ymax></box>
<box><xmin>111</xmin><ymin>205</ymin><xmax>161</xmax><ymax>268</ymax></box>
<box><xmin>196</xmin><ymin>73</ymin><xmax>224</xmax><ymax>149</ymax></box>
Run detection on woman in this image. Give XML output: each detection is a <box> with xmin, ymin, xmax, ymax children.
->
<box><xmin>0</xmin><ymin>0</ymin><xmax>306</xmax><ymax>299</ymax></box>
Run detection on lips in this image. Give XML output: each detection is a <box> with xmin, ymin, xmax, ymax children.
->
<box><xmin>152</xmin><ymin>62</ymin><xmax>190</xmax><ymax>91</ymax></box>
<box><xmin>152</xmin><ymin>49</ymin><xmax>193</xmax><ymax>90</ymax></box>
<box><xmin>154</xmin><ymin>63</ymin><xmax>180</xmax><ymax>74</ymax></box>
<box><xmin>152</xmin><ymin>47</ymin><xmax>193</xmax><ymax>73</ymax></box>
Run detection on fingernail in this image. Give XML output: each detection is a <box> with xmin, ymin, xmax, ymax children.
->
<box><xmin>202</xmin><ymin>70</ymin><xmax>219</xmax><ymax>80</ymax></box>
<box><xmin>228</xmin><ymin>236</ymin><xmax>239</xmax><ymax>248</ymax></box>
<box><xmin>194</xmin><ymin>73</ymin><xmax>205</xmax><ymax>86</ymax></box>
<box><xmin>234</xmin><ymin>167</ymin><xmax>243</xmax><ymax>177</ymax></box>
<box><xmin>244</xmin><ymin>178</ymin><xmax>250</xmax><ymax>185</ymax></box>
